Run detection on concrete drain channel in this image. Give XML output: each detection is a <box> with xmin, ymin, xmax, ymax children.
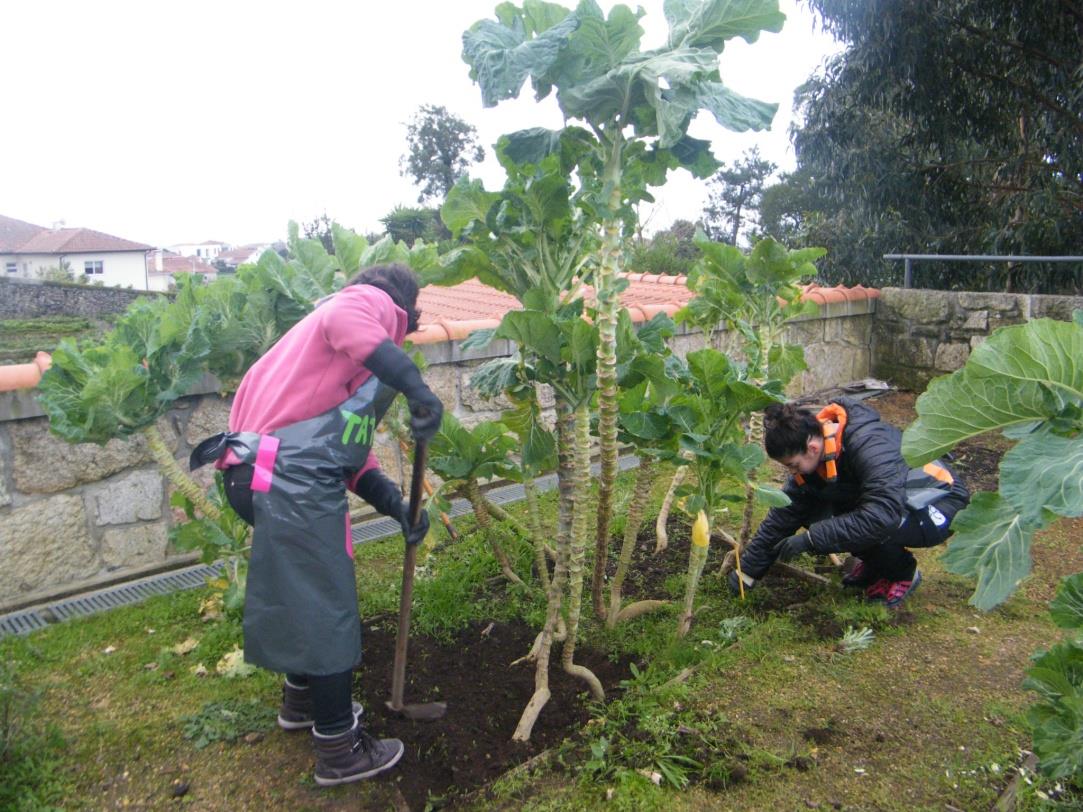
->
<box><xmin>0</xmin><ymin>455</ymin><xmax>640</xmax><ymax>638</ymax></box>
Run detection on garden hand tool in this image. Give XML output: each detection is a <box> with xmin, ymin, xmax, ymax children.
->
<box><xmin>386</xmin><ymin>437</ymin><xmax>447</xmax><ymax>721</ymax></box>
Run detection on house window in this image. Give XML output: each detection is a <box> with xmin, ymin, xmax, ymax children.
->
<box><xmin>84</xmin><ymin>260</ymin><xmax>104</xmax><ymax>275</ymax></box>
<box><xmin>4</xmin><ymin>262</ymin><xmax>15</xmax><ymax>273</ymax></box>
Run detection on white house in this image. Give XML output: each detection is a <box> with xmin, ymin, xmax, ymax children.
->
<box><xmin>1</xmin><ymin>214</ymin><xmax>152</xmax><ymax>289</ymax></box>
<box><xmin>146</xmin><ymin>250</ymin><xmax>218</xmax><ymax>292</ymax></box>
<box><xmin>167</xmin><ymin>240</ymin><xmax>230</xmax><ymax>261</ymax></box>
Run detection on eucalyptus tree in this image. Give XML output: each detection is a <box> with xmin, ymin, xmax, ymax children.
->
<box><xmin>400</xmin><ymin>103</ymin><xmax>486</xmax><ymax>204</ymax></box>
<box><xmin>785</xmin><ymin>0</ymin><xmax>1083</xmax><ymax>289</ymax></box>
<box><xmin>702</xmin><ymin>146</ymin><xmax>776</xmax><ymax>245</ymax></box>
<box><xmin>461</xmin><ymin>0</ymin><xmax>785</xmax><ymax>621</ymax></box>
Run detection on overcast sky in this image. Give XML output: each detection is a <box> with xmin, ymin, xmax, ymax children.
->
<box><xmin>3</xmin><ymin>1</ymin><xmax>840</xmax><ymax>248</ymax></box>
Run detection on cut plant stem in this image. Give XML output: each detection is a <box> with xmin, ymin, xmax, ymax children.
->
<box><xmin>144</xmin><ymin>424</ymin><xmax>221</xmax><ymax>521</ymax></box>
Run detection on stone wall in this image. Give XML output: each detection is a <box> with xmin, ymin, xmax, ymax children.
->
<box><xmin>0</xmin><ymin>276</ymin><xmax>164</xmax><ymax>319</ymax></box>
<box><xmin>0</xmin><ymin>301</ymin><xmax>875</xmax><ymax>612</ymax></box>
<box><xmin>872</xmin><ymin>288</ymin><xmax>1083</xmax><ymax>390</ymax></box>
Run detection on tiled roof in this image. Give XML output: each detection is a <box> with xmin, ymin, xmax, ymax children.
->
<box><xmin>148</xmin><ymin>252</ymin><xmax>218</xmax><ymax>276</ymax></box>
<box><xmin>14</xmin><ymin>227</ymin><xmax>151</xmax><ymax>254</ymax></box>
<box><xmin>410</xmin><ymin>274</ymin><xmax>880</xmax><ymax>344</ymax></box>
<box><xmin>217</xmin><ymin>244</ymin><xmax>270</xmax><ymax>265</ymax></box>
<box><xmin>0</xmin><ymin>215</ymin><xmax>47</xmax><ymax>252</ymax></box>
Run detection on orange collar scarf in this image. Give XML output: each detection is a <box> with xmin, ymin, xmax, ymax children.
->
<box><xmin>794</xmin><ymin>403</ymin><xmax>848</xmax><ymax>485</ymax></box>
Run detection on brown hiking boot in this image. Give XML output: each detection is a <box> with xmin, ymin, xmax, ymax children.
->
<box><xmin>312</xmin><ymin>720</ymin><xmax>404</xmax><ymax>786</ymax></box>
<box><xmin>278</xmin><ymin>680</ymin><xmax>363</xmax><ymax>731</ymax></box>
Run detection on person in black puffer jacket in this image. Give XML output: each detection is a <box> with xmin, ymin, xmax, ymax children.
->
<box><xmin>727</xmin><ymin>398</ymin><xmax>970</xmax><ymax>608</ymax></box>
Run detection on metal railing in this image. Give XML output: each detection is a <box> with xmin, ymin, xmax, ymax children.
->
<box><xmin>883</xmin><ymin>254</ymin><xmax>1083</xmax><ymax>289</ymax></box>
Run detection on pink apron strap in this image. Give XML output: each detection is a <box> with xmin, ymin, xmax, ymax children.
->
<box><xmin>345</xmin><ymin>512</ymin><xmax>354</xmax><ymax>559</ymax></box>
<box><xmin>250</xmin><ymin>435</ymin><xmax>280</xmax><ymax>493</ymax></box>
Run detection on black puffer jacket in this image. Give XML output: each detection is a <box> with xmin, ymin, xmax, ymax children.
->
<box><xmin>740</xmin><ymin>398</ymin><xmax>911</xmax><ymax>579</ymax></box>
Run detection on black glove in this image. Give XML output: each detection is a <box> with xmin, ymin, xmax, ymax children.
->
<box><xmin>398</xmin><ymin>503</ymin><xmax>429</xmax><ymax>546</ymax></box>
<box><xmin>774</xmin><ymin>533</ymin><xmax>812</xmax><ymax>562</ymax></box>
<box><xmin>727</xmin><ymin>569</ymin><xmax>756</xmax><ymax>596</ymax></box>
<box><xmin>363</xmin><ymin>339</ymin><xmax>444</xmax><ymax>441</ymax></box>
<box><xmin>351</xmin><ymin>469</ymin><xmax>403</xmax><ymax>517</ymax></box>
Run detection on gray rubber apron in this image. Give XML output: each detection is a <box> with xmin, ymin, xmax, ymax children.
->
<box><xmin>192</xmin><ymin>376</ymin><xmax>396</xmax><ymax>675</ymax></box>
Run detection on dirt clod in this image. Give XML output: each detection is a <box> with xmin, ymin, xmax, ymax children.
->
<box><xmin>802</xmin><ymin>725</ymin><xmax>840</xmax><ymax>746</ymax></box>
<box><xmin>788</xmin><ymin>755</ymin><xmax>815</xmax><ymax>772</ymax></box>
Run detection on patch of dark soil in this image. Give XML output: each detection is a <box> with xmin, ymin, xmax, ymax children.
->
<box><xmin>866</xmin><ymin>390</ymin><xmax>1007</xmax><ymax>493</ymax></box>
<box><xmin>791</xmin><ymin>605</ymin><xmax>844</xmax><ymax>641</ymax></box>
<box><xmin>608</xmin><ymin>518</ymin><xmax>726</xmax><ymax>603</ymax></box>
<box><xmin>801</xmin><ymin>722</ymin><xmax>842</xmax><ymax>746</ymax></box>
<box><xmin>945</xmin><ymin>441</ymin><xmax>1003</xmax><ymax>493</ymax></box>
<box><xmin>353</xmin><ymin>619</ymin><xmax>632</xmax><ymax>811</ymax></box>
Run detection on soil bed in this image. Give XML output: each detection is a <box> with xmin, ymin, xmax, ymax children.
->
<box><xmin>871</xmin><ymin>390</ymin><xmax>1007</xmax><ymax>492</ymax></box>
<box><xmin>352</xmin><ymin>620</ymin><xmax>631</xmax><ymax>810</ymax></box>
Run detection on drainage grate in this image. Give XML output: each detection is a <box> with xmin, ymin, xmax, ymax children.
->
<box><xmin>0</xmin><ymin>562</ymin><xmax>225</xmax><ymax>637</ymax></box>
<box><xmin>351</xmin><ymin>515</ymin><xmax>405</xmax><ymax>544</ymax></box>
<box><xmin>0</xmin><ymin>610</ymin><xmax>49</xmax><ymax>637</ymax></box>
<box><xmin>47</xmin><ymin>563</ymin><xmax>223</xmax><ymax>622</ymax></box>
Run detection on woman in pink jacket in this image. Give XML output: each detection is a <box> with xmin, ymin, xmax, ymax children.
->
<box><xmin>191</xmin><ymin>263</ymin><xmax>442</xmax><ymax>786</ymax></box>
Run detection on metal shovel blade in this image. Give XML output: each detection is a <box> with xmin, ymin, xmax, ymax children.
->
<box><xmin>385</xmin><ymin>698</ymin><xmax>447</xmax><ymax>721</ymax></box>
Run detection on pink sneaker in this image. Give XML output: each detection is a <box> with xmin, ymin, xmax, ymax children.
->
<box><xmin>884</xmin><ymin>570</ymin><xmax>922</xmax><ymax>608</ymax></box>
<box><xmin>864</xmin><ymin>578</ymin><xmax>890</xmax><ymax>601</ymax></box>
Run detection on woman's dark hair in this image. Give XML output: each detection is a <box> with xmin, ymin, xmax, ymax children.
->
<box><xmin>349</xmin><ymin>263</ymin><xmax>422</xmax><ymax>333</ymax></box>
<box><xmin>763</xmin><ymin>402</ymin><xmax>821</xmax><ymax>460</ymax></box>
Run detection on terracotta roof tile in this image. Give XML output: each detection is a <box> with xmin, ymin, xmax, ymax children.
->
<box><xmin>410</xmin><ymin>275</ymin><xmax>878</xmax><ymax>339</ymax></box>
<box><xmin>0</xmin><ymin>214</ymin><xmax>46</xmax><ymax>252</ymax></box>
<box><xmin>148</xmin><ymin>252</ymin><xmax>218</xmax><ymax>276</ymax></box>
<box><xmin>15</xmin><ymin>227</ymin><xmax>151</xmax><ymax>254</ymax></box>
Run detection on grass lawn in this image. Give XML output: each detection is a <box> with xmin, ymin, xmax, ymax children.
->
<box><xmin>2</xmin><ymin>392</ymin><xmax>1078</xmax><ymax>811</ymax></box>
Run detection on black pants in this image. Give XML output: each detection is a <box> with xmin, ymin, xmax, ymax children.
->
<box><xmin>225</xmin><ymin>464</ymin><xmax>356</xmax><ymax>735</ymax></box>
<box><xmin>849</xmin><ymin>494</ymin><xmax>967</xmax><ymax>580</ymax></box>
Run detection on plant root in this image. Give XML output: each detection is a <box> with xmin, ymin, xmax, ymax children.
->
<box><xmin>512</xmin><ymin>686</ymin><xmax>552</xmax><ymax>743</ymax></box>
<box><xmin>563</xmin><ymin>660</ymin><xmax>605</xmax><ymax>701</ymax></box>
<box><xmin>614</xmin><ymin>599</ymin><xmax>669</xmax><ymax>623</ymax></box>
